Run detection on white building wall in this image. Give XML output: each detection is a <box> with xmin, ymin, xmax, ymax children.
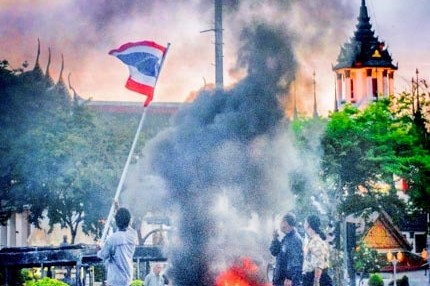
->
<box><xmin>15</xmin><ymin>213</ymin><xmax>29</xmax><ymax>247</ymax></box>
<box><xmin>0</xmin><ymin>224</ymin><xmax>7</xmax><ymax>248</ymax></box>
<box><xmin>7</xmin><ymin>213</ymin><xmax>16</xmax><ymax>247</ymax></box>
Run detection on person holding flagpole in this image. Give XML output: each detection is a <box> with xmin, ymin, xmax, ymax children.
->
<box><xmin>100</xmin><ymin>40</ymin><xmax>170</xmax><ymax>244</ymax></box>
<box><xmin>97</xmin><ymin>207</ymin><xmax>138</xmax><ymax>286</ymax></box>
<box><xmin>98</xmin><ymin>40</ymin><xmax>169</xmax><ymax>285</ymax></box>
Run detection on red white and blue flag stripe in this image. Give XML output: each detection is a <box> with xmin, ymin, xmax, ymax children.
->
<box><xmin>109</xmin><ymin>41</ymin><xmax>167</xmax><ymax>106</ymax></box>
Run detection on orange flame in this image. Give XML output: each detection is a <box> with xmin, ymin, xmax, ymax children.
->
<box><xmin>215</xmin><ymin>257</ymin><xmax>270</xmax><ymax>286</ymax></box>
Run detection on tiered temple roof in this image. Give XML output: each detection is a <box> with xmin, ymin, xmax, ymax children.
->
<box><xmin>333</xmin><ymin>0</ymin><xmax>397</xmax><ymax>70</ymax></box>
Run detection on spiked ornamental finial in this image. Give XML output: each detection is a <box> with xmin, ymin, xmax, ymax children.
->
<box><xmin>55</xmin><ymin>53</ymin><xmax>69</xmax><ymax>95</ymax></box>
<box><xmin>45</xmin><ymin>47</ymin><xmax>54</xmax><ymax>85</ymax></box>
<box><xmin>68</xmin><ymin>72</ymin><xmax>84</xmax><ymax>104</ymax></box>
<box><xmin>34</xmin><ymin>38</ymin><xmax>41</xmax><ymax>71</ymax></box>
<box><xmin>30</xmin><ymin>38</ymin><xmax>44</xmax><ymax>78</ymax></box>
<box><xmin>57</xmin><ymin>54</ymin><xmax>65</xmax><ymax>85</ymax></box>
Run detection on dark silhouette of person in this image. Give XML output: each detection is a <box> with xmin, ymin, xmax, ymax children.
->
<box><xmin>270</xmin><ymin>212</ymin><xmax>304</xmax><ymax>286</ymax></box>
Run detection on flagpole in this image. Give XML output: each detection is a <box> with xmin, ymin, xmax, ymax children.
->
<box><xmin>101</xmin><ymin>42</ymin><xmax>171</xmax><ymax>243</ymax></box>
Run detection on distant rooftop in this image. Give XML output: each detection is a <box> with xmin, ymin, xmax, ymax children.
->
<box><xmin>87</xmin><ymin>101</ymin><xmax>183</xmax><ymax>114</ymax></box>
<box><xmin>333</xmin><ymin>0</ymin><xmax>397</xmax><ymax>70</ymax></box>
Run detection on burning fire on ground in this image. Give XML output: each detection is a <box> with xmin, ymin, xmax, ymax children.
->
<box><xmin>215</xmin><ymin>257</ymin><xmax>270</xmax><ymax>286</ymax></box>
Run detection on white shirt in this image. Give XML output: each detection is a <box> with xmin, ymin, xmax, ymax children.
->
<box><xmin>144</xmin><ymin>272</ymin><xmax>165</xmax><ymax>286</ymax></box>
<box><xmin>97</xmin><ymin>227</ymin><xmax>138</xmax><ymax>286</ymax></box>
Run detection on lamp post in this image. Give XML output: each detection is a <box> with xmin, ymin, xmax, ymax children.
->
<box><xmin>387</xmin><ymin>251</ymin><xmax>402</xmax><ymax>286</ymax></box>
<box><xmin>422</xmin><ymin>249</ymin><xmax>429</xmax><ymax>283</ymax></box>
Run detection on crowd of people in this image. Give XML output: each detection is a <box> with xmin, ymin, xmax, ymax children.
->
<box><xmin>270</xmin><ymin>213</ymin><xmax>333</xmax><ymax>286</ymax></box>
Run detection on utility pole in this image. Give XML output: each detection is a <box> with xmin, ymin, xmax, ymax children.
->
<box><xmin>201</xmin><ymin>0</ymin><xmax>224</xmax><ymax>92</ymax></box>
<box><xmin>215</xmin><ymin>0</ymin><xmax>224</xmax><ymax>91</ymax></box>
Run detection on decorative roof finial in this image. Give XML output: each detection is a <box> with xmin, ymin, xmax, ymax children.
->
<box><xmin>46</xmin><ymin>48</ymin><xmax>51</xmax><ymax>77</ymax></box>
<box><xmin>45</xmin><ymin>47</ymin><xmax>54</xmax><ymax>85</ymax></box>
<box><xmin>416</xmin><ymin>68</ymin><xmax>420</xmax><ymax>110</ymax></box>
<box><xmin>34</xmin><ymin>38</ymin><xmax>41</xmax><ymax>71</ymax></box>
<box><xmin>68</xmin><ymin>72</ymin><xmax>83</xmax><ymax>105</ymax></box>
<box><xmin>57</xmin><ymin>54</ymin><xmax>65</xmax><ymax>85</ymax></box>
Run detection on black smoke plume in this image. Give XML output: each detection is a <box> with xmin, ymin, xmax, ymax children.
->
<box><xmin>142</xmin><ymin>23</ymin><xmax>297</xmax><ymax>286</ymax></box>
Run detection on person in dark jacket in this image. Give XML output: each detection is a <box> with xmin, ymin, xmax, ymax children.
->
<box><xmin>270</xmin><ymin>212</ymin><xmax>304</xmax><ymax>286</ymax></box>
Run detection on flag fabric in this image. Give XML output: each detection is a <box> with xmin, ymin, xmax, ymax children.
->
<box><xmin>109</xmin><ymin>41</ymin><xmax>167</xmax><ymax>106</ymax></box>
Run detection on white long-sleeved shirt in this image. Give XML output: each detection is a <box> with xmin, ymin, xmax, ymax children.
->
<box><xmin>97</xmin><ymin>227</ymin><xmax>138</xmax><ymax>286</ymax></box>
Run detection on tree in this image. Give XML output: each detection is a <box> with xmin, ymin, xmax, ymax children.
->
<box><xmin>0</xmin><ymin>58</ymin><xmax>140</xmax><ymax>242</ymax></box>
<box><xmin>391</xmin><ymin>89</ymin><xmax>430</xmax><ymax>212</ymax></box>
<box><xmin>321</xmin><ymin>98</ymin><xmax>430</xmax><ymax>220</ymax></box>
<box><xmin>353</xmin><ymin>241</ymin><xmax>381</xmax><ymax>285</ymax></box>
<box><xmin>290</xmin><ymin>116</ymin><xmax>328</xmax><ymax>222</ymax></box>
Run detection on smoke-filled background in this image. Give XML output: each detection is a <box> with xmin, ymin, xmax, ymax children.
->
<box><xmin>2</xmin><ymin>0</ymin><xmax>429</xmax><ymax>284</ymax></box>
<box><xmin>122</xmin><ymin>21</ymin><xmax>324</xmax><ymax>285</ymax></box>
<box><xmin>1</xmin><ymin>0</ymin><xmax>430</xmax><ymax>115</ymax></box>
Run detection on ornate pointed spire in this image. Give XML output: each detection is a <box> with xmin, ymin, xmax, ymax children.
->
<box><xmin>57</xmin><ymin>54</ymin><xmax>65</xmax><ymax>87</ymax></box>
<box><xmin>54</xmin><ymin>54</ymin><xmax>69</xmax><ymax>96</ymax></box>
<box><xmin>356</xmin><ymin>0</ymin><xmax>373</xmax><ymax>43</ymax></box>
<box><xmin>333</xmin><ymin>0</ymin><xmax>397</xmax><ymax>70</ymax></box>
<box><xmin>68</xmin><ymin>72</ymin><xmax>84</xmax><ymax>105</ymax></box>
<box><xmin>312</xmin><ymin>71</ymin><xmax>318</xmax><ymax>118</ymax></box>
<box><xmin>33</xmin><ymin>38</ymin><xmax>42</xmax><ymax>72</ymax></box>
<box><xmin>45</xmin><ymin>47</ymin><xmax>54</xmax><ymax>85</ymax></box>
<box><xmin>416</xmin><ymin>68</ymin><xmax>421</xmax><ymax>111</ymax></box>
<box><xmin>27</xmin><ymin>38</ymin><xmax>44</xmax><ymax>79</ymax></box>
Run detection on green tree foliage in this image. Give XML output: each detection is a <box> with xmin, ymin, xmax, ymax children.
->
<box><xmin>353</xmin><ymin>241</ymin><xmax>381</xmax><ymax>283</ymax></box>
<box><xmin>290</xmin><ymin>116</ymin><xmax>327</xmax><ymax>222</ymax></box>
<box><xmin>130</xmin><ymin>280</ymin><xmax>144</xmax><ymax>286</ymax></box>
<box><xmin>0</xmin><ymin>59</ymin><xmax>140</xmax><ymax>242</ymax></box>
<box><xmin>368</xmin><ymin>273</ymin><xmax>384</xmax><ymax>286</ymax></box>
<box><xmin>391</xmin><ymin>90</ymin><xmax>430</xmax><ymax>212</ymax></box>
<box><xmin>26</xmin><ymin>277</ymin><xmax>68</xmax><ymax>286</ymax></box>
<box><xmin>321</xmin><ymin>98</ymin><xmax>430</xmax><ymax>220</ymax></box>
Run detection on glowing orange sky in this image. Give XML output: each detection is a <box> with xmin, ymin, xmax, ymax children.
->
<box><xmin>1</xmin><ymin>0</ymin><xmax>429</xmax><ymax>115</ymax></box>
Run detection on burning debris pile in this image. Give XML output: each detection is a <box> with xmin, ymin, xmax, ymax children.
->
<box><xmin>215</xmin><ymin>257</ymin><xmax>269</xmax><ymax>286</ymax></box>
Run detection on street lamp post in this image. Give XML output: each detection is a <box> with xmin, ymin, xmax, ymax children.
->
<box><xmin>422</xmin><ymin>248</ymin><xmax>429</xmax><ymax>284</ymax></box>
<box><xmin>422</xmin><ymin>249</ymin><xmax>428</xmax><ymax>270</ymax></box>
<box><xmin>387</xmin><ymin>251</ymin><xmax>402</xmax><ymax>286</ymax></box>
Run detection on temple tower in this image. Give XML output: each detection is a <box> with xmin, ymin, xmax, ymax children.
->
<box><xmin>333</xmin><ymin>0</ymin><xmax>397</xmax><ymax>108</ymax></box>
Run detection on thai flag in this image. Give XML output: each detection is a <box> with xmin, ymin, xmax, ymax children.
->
<box><xmin>109</xmin><ymin>41</ymin><xmax>167</xmax><ymax>106</ymax></box>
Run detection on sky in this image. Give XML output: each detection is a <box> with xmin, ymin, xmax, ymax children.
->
<box><xmin>1</xmin><ymin>0</ymin><xmax>430</xmax><ymax>116</ymax></box>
